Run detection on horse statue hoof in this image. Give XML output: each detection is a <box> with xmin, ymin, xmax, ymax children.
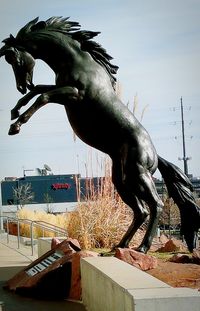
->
<box><xmin>8</xmin><ymin>123</ymin><xmax>20</xmax><ymax>135</ymax></box>
<box><xmin>136</xmin><ymin>245</ymin><xmax>148</xmax><ymax>254</ymax></box>
<box><xmin>11</xmin><ymin>109</ymin><xmax>19</xmax><ymax>120</ymax></box>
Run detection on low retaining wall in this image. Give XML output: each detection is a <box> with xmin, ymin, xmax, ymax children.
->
<box><xmin>81</xmin><ymin>257</ymin><xmax>200</xmax><ymax>311</ymax></box>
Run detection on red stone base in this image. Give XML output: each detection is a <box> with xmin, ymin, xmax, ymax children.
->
<box><xmin>115</xmin><ymin>248</ymin><xmax>158</xmax><ymax>270</ymax></box>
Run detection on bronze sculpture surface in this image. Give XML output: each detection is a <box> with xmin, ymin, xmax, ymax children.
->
<box><xmin>0</xmin><ymin>17</ymin><xmax>199</xmax><ymax>253</ymax></box>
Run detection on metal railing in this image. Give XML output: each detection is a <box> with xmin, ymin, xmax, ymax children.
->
<box><xmin>0</xmin><ymin>216</ymin><xmax>68</xmax><ymax>256</ymax></box>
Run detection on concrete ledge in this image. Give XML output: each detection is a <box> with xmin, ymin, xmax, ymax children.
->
<box><xmin>81</xmin><ymin>257</ymin><xmax>200</xmax><ymax>311</ymax></box>
<box><xmin>127</xmin><ymin>287</ymin><xmax>200</xmax><ymax>311</ymax></box>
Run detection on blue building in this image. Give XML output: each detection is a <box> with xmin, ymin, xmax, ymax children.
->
<box><xmin>1</xmin><ymin>174</ymin><xmax>200</xmax><ymax>207</ymax></box>
<box><xmin>1</xmin><ymin>174</ymin><xmax>80</xmax><ymax>205</ymax></box>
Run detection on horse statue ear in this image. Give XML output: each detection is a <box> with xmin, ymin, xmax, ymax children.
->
<box><xmin>2</xmin><ymin>34</ymin><xmax>15</xmax><ymax>45</ymax></box>
<box><xmin>31</xmin><ymin>21</ymin><xmax>46</xmax><ymax>32</ymax></box>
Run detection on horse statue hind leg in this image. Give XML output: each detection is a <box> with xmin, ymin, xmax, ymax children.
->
<box><xmin>112</xmin><ymin>142</ymin><xmax>200</xmax><ymax>253</ymax></box>
<box><xmin>111</xmin><ymin>143</ymin><xmax>163</xmax><ymax>254</ymax></box>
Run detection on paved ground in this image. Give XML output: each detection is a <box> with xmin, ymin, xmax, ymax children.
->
<box><xmin>0</xmin><ymin>233</ymin><xmax>38</xmax><ymax>267</ymax></box>
<box><xmin>0</xmin><ymin>233</ymin><xmax>86</xmax><ymax>311</ymax></box>
<box><xmin>0</xmin><ymin>283</ymin><xmax>86</xmax><ymax>311</ymax></box>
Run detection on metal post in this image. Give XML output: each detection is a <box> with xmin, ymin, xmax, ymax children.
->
<box><xmin>0</xmin><ymin>208</ymin><xmax>3</xmax><ymax>232</ymax></box>
<box><xmin>168</xmin><ymin>204</ymin><xmax>171</xmax><ymax>238</ymax></box>
<box><xmin>30</xmin><ymin>221</ymin><xmax>34</xmax><ymax>256</ymax></box>
<box><xmin>180</xmin><ymin>97</ymin><xmax>189</xmax><ymax>175</ymax></box>
<box><xmin>17</xmin><ymin>219</ymin><xmax>20</xmax><ymax>249</ymax></box>
<box><xmin>6</xmin><ymin>218</ymin><xmax>9</xmax><ymax>243</ymax></box>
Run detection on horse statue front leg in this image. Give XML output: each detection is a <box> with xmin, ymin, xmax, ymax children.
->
<box><xmin>9</xmin><ymin>86</ymin><xmax>80</xmax><ymax>135</ymax></box>
<box><xmin>11</xmin><ymin>84</ymin><xmax>56</xmax><ymax>120</ymax></box>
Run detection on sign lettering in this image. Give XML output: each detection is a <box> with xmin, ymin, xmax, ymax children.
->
<box><xmin>52</xmin><ymin>183</ymin><xmax>71</xmax><ymax>190</ymax></box>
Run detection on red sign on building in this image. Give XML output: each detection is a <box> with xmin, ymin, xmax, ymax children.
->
<box><xmin>52</xmin><ymin>183</ymin><xmax>71</xmax><ymax>190</ymax></box>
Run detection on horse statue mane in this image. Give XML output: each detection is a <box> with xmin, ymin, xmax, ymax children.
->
<box><xmin>3</xmin><ymin>16</ymin><xmax>119</xmax><ymax>88</ymax></box>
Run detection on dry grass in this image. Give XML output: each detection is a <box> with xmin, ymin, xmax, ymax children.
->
<box><xmin>67</xmin><ymin>196</ymin><xmax>133</xmax><ymax>249</ymax></box>
<box><xmin>67</xmin><ymin>168</ymin><xmax>139</xmax><ymax>249</ymax></box>
<box><xmin>16</xmin><ymin>184</ymin><xmax>137</xmax><ymax>248</ymax></box>
<box><xmin>17</xmin><ymin>208</ymin><xmax>70</xmax><ymax>238</ymax></box>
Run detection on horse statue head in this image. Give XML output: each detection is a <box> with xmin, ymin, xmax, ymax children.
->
<box><xmin>0</xmin><ymin>17</ymin><xmax>118</xmax><ymax>96</ymax></box>
<box><xmin>0</xmin><ymin>34</ymin><xmax>35</xmax><ymax>94</ymax></box>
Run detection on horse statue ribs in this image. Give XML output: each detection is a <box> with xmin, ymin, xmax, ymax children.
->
<box><xmin>0</xmin><ymin>16</ymin><xmax>199</xmax><ymax>253</ymax></box>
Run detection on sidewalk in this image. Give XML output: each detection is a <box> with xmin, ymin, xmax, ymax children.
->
<box><xmin>0</xmin><ymin>233</ymin><xmax>38</xmax><ymax>267</ymax></box>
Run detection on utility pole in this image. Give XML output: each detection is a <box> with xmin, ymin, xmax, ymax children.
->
<box><xmin>179</xmin><ymin>97</ymin><xmax>190</xmax><ymax>176</ymax></box>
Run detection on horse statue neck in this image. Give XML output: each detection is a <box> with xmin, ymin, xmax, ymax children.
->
<box><xmin>24</xmin><ymin>32</ymin><xmax>77</xmax><ymax>72</ymax></box>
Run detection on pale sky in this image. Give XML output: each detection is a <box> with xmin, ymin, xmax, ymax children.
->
<box><xmin>0</xmin><ymin>0</ymin><xmax>200</xmax><ymax>180</ymax></box>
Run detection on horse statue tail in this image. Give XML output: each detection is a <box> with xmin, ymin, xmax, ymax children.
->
<box><xmin>157</xmin><ymin>156</ymin><xmax>200</xmax><ymax>252</ymax></box>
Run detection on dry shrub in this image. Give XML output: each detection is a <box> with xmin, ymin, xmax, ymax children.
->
<box><xmin>67</xmin><ymin>156</ymin><xmax>146</xmax><ymax>250</ymax></box>
<box><xmin>67</xmin><ymin>198</ymin><xmax>133</xmax><ymax>249</ymax></box>
<box><xmin>17</xmin><ymin>208</ymin><xmax>69</xmax><ymax>238</ymax></box>
<box><xmin>67</xmin><ymin>172</ymin><xmax>134</xmax><ymax>249</ymax></box>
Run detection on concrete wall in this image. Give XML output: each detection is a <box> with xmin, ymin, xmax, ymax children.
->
<box><xmin>81</xmin><ymin>257</ymin><xmax>200</xmax><ymax>311</ymax></box>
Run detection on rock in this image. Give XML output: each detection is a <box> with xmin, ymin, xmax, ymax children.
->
<box><xmin>51</xmin><ymin>237</ymin><xmax>81</xmax><ymax>252</ymax></box>
<box><xmin>51</xmin><ymin>237</ymin><xmax>61</xmax><ymax>249</ymax></box>
<box><xmin>149</xmin><ymin>234</ymin><xmax>169</xmax><ymax>252</ymax></box>
<box><xmin>69</xmin><ymin>250</ymin><xmax>99</xmax><ymax>300</ymax></box>
<box><xmin>115</xmin><ymin>248</ymin><xmax>157</xmax><ymax>271</ymax></box>
<box><xmin>159</xmin><ymin>234</ymin><xmax>169</xmax><ymax>244</ymax></box>
<box><xmin>4</xmin><ymin>241</ymin><xmax>74</xmax><ymax>295</ymax></box>
<box><xmin>157</xmin><ymin>238</ymin><xmax>187</xmax><ymax>252</ymax></box>
<box><xmin>169</xmin><ymin>253</ymin><xmax>192</xmax><ymax>263</ymax></box>
<box><xmin>4</xmin><ymin>238</ymin><xmax>98</xmax><ymax>301</ymax></box>
<box><xmin>192</xmin><ymin>249</ymin><xmax>200</xmax><ymax>265</ymax></box>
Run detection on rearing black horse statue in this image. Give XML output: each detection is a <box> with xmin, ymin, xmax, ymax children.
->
<box><xmin>0</xmin><ymin>17</ymin><xmax>199</xmax><ymax>253</ymax></box>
